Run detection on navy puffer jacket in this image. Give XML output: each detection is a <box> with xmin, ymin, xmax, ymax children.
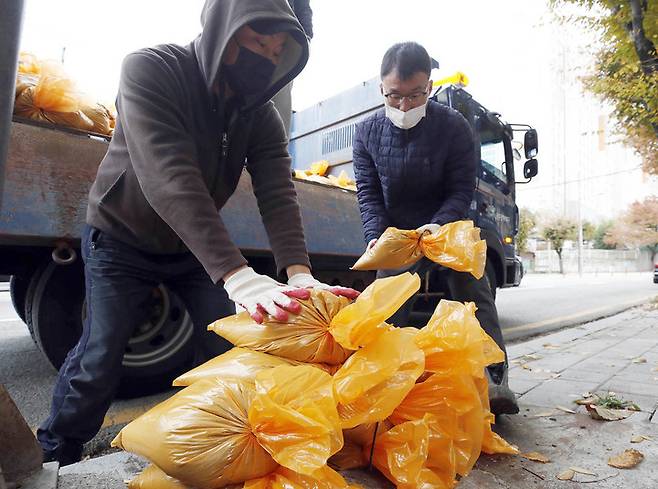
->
<box><xmin>353</xmin><ymin>100</ymin><xmax>476</xmax><ymax>244</ymax></box>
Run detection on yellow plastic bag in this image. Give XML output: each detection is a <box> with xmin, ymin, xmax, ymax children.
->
<box><xmin>244</xmin><ymin>465</ymin><xmax>354</xmax><ymax>489</ymax></box>
<box><xmin>414</xmin><ymin>300</ymin><xmax>505</xmax><ymax>377</ymax></box>
<box><xmin>309</xmin><ymin>160</ymin><xmax>329</xmax><ymax>176</ymax></box>
<box><xmin>18</xmin><ymin>52</ymin><xmax>41</xmax><ymax>75</ymax></box>
<box><xmin>112</xmin><ymin>377</ymin><xmax>278</xmax><ymax>488</ymax></box>
<box><xmin>367</xmin><ymin>415</ymin><xmax>455</xmax><ymax>489</ymax></box>
<box><xmin>329</xmin><ymin>273</ymin><xmax>420</xmax><ymax>349</ymax></box>
<box><xmin>390</xmin><ymin>372</ymin><xmax>483</xmax><ymax>477</ymax></box>
<box><xmin>333</xmin><ymin>328</ymin><xmax>425</xmax><ymax>429</ymax></box>
<box><xmin>210</xmin><ymin>290</ymin><xmax>352</xmax><ymax>365</ymax></box>
<box><xmin>81</xmin><ymin>103</ymin><xmax>115</xmax><ymax>135</ymax></box>
<box><xmin>128</xmin><ymin>465</ymin><xmax>192</xmax><ymax>489</ymax></box>
<box><xmin>173</xmin><ymin>347</ymin><xmax>298</xmax><ymax>387</ymax></box>
<box><xmin>249</xmin><ymin>365</ymin><xmax>343</xmax><ymax>475</ymax></box>
<box><xmin>474</xmin><ymin>376</ymin><xmax>519</xmax><ymax>456</ymax></box>
<box><xmin>351</xmin><ymin>221</ymin><xmax>486</xmax><ymax>279</ymax></box>
<box><xmin>13</xmin><ymin>63</ymin><xmax>94</xmax><ymax>132</ymax></box>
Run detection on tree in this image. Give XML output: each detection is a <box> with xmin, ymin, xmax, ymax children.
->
<box><xmin>542</xmin><ymin>218</ymin><xmax>578</xmax><ymax>274</ymax></box>
<box><xmin>606</xmin><ymin>196</ymin><xmax>658</xmax><ymax>262</ymax></box>
<box><xmin>550</xmin><ymin>0</ymin><xmax>658</xmax><ymax>174</ymax></box>
<box><xmin>593</xmin><ymin>220</ymin><xmax>617</xmax><ymax>249</ymax></box>
<box><xmin>582</xmin><ymin>220</ymin><xmax>596</xmax><ymax>243</ymax></box>
<box><xmin>517</xmin><ymin>208</ymin><xmax>537</xmax><ymax>253</ymax></box>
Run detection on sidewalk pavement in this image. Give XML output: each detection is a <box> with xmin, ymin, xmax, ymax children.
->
<box><xmin>46</xmin><ymin>305</ymin><xmax>658</xmax><ymax>489</ymax></box>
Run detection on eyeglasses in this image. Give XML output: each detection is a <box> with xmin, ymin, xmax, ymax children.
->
<box><xmin>383</xmin><ymin>90</ymin><xmax>429</xmax><ymax>106</ymax></box>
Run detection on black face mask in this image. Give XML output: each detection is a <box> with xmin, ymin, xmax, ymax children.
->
<box><xmin>224</xmin><ymin>46</ymin><xmax>276</xmax><ymax>98</ymax></box>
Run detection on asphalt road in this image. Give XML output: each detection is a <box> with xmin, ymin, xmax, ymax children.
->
<box><xmin>1</xmin><ymin>272</ymin><xmax>656</xmax><ymax>457</ymax></box>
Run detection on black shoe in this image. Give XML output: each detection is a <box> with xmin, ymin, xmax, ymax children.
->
<box><xmin>42</xmin><ymin>444</ymin><xmax>82</xmax><ymax>467</ymax></box>
<box><xmin>486</xmin><ymin>367</ymin><xmax>519</xmax><ymax>415</ymax></box>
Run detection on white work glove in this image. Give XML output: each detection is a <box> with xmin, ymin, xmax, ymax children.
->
<box><xmin>366</xmin><ymin>238</ymin><xmax>378</xmax><ymax>251</ymax></box>
<box><xmin>287</xmin><ymin>273</ymin><xmax>360</xmax><ymax>300</ymax></box>
<box><xmin>416</xmin><ymin>223</ymin><xmax>441</xmax><ymax>235</ymax></box>
<box><xmin>224</xmin><ymin>267</ymin><xmax>310</xmax><ymax>323</ymax></box>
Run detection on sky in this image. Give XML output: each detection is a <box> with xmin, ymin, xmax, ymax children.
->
<box><xmin>17</xmin><ymin>0</ymin><xmax>657</xmax><ymax>220</ymax></box>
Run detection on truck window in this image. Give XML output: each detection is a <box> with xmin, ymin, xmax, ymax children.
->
<box><xmin>480</xmin><ymin>139</ymin><xmax>508</xmax><ymax>185</ymax></box>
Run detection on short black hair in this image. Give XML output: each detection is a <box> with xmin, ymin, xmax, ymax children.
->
<box><xmin>380</xmin><ymin>42</ymin><xmax>431</xmax><ymax>80</ymax></box>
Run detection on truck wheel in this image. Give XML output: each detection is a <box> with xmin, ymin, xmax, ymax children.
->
<box><xmin>9</xmin><ymin>275</ymin><xmax>29</xmax><ymax>323</ymax></box>
<box><xmin>485</xmin><ymin>260</ymin><xmax>497</xmax><ymax>301</ymax></box>
<box><xmin>25</xmin><ymin>261</ymin><xmax>196</xmax><ymax>398</ymax></box>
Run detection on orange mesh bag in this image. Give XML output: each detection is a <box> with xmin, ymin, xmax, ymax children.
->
<box><xmin>351</xmin><ymin>221</ymin><xmax>486</xmax><ymax>279</ymax></box>
<box><xmin>209</xmin><ymin>290</ymin><xmax>352</xmax><ymax>365</ymax></box>
<box><xmin>17</xmin><ymin>52</ymin><xmax>41</xmax><ymax>75</ymax></box>
<box><xmin>333</xmin><ymin>328</ymin><xmax>425</xmax><ymax>429</ymax></box>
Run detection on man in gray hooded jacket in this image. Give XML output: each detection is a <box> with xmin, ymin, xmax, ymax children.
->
<box><xmin>37</xmin><ymin>0</ymin><xmax>357</xmax><ymax>465</ymax></box>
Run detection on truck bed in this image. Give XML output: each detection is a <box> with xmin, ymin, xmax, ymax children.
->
<box><xmin>0</xmin><ymin>120</ymin><xmax>366</xmax><ymax>261</ymax></box>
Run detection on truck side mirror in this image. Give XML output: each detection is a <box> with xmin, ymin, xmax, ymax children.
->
<box><xmin>523</xmin><ymin>159</ymin><xmax>538</xmax><ymax>179</ymax></box>
<box><xmin>524</xmin><ymin>129</ymin><xmax>538</xmax><ymax>159</ymax></box>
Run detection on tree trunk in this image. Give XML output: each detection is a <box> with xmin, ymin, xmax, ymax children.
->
<box><xmin>628</xmin><ymin>0</ymin><xmax>658</xmax><ymax>77</ymax></box>
<box><xmin>557</xmin><ymin>250</ymin><xmax>564</xmax><ymax>274</ymax></box>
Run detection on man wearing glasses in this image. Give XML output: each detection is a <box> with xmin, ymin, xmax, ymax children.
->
<box><xmin>352</xmin><ymin>41</ymin><xmax>518</xmax><ymax>415</ymax></box>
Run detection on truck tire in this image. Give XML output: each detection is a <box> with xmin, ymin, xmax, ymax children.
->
<box><xmin>25</xmin><ymin>260</ymin><xmax>196</xmax><ymax>398</ymax></box>
<box><xmin>9</xmin><ymin>275</ymin><xmax>29</xmax><ymax>324</ymax></box>
<box><xmin>485</xmin><ymin>259</ymin><xmax>498</xmax><ymax>301</ymax></box>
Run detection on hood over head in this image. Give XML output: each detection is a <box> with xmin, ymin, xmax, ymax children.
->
<box><xmin>194</xmin><ymin>0</ymin><xmax>309</xmax><ymax>111</ymax></box>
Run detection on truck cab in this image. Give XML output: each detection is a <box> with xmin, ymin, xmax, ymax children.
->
<box><xmin>289</xmin><ymin>75</ymin><xmax>539</xmax><ymax>309</ymax></box>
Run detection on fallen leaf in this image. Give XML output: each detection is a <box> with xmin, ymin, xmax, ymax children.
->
<box><xmin>630</xmin><ymin>435</ymin><xmax>646</xmax><ymax>443</ymax></box>
<box><xmin>551</xmin><ymin>373</ymin><xmax>562</xmax><ymax>379</ymax></box>
<box><xmin>533</xmin><ymin>411</ymin><xmax>557</xmax><ymax>417</ymax></box>
<box><xmin>585</xmin><ymin>404</ymin><xmax>634</xmax><ymax>421</ymax></box>
<box><xmin>522</xmin><ymin>451</ymin><xmax>551</xmax><ymax>463</ymax></box>
<box><xmin>632</xmin><ymin>357</ymin><xmax>647</xmax><ymax>364</ymax></box>
<box><xmin>522</xmin><ymin>364</ymin><xmax>532</xmax><ymax>370</ymax></box>
<box><xmin>523</xmin><ymin>354</ymin><xmax>543</xmax><ymax>361</ymax></box>
<box><xmin>543</xmin><ymin>343</ymin><xmax>562</xmax><ymax>350</ymax></box>
<box><xmin>607</xmin><ymin>449</ymin><xmax>644</xmax><ymax>469</ymax></box>
<box><xmin>575</xmin><ymin>397</ymin><xmax>597</xmax><ymax>405</ymax></box>
<box><xmin>556</xmin><ymin>405</ymin><xmax>577</xmax><ymax>414</ymax></box>
<box><xmin>570</xmin><ymin>466</ymin><xmax>597</xmax><ymax>476</ymax></box>
<box><xmin>510</xmin><ymin>359</ymin><xmax>522</xmax><ymax>365</ymax></box>
<box><xmin>556</xmin><ymin>469</ymin><xmax>574</xmax><ymax>480</ymax></box>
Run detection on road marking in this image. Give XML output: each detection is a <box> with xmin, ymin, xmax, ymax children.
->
<box><xmin>504</xmin><ymin>295</ymin><xmax>657</xmax><ymax>334</ymax></box>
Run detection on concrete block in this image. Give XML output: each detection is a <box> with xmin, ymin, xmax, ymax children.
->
<box><xmin>558</xmin><ymin>367</ymin><xmax>613</xmax><ymax>384</ymax></box>
<box><xmin>518</xmin><ymin>379</ymin><xmax>598</xmax><ymax>408</ymax></box>
<box><xmin>508</xmin><ymin>378</ymin><xmax>542</xmax><ymax>396</ymax></box>
<box><xmin>0</xmin><ymin>385</ymin><xmax>42</xmax><ymax>483</ymax></box>
<box><xmin>16</xmin><ymin>462</ymin><xmax>58</xmax><ymax>489</ymax></box>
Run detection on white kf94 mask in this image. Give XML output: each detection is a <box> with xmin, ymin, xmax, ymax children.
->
<box><xmin>385</xmin><ymin>101</ymin><xmax>427</xmax><ymax>129</ymax></box>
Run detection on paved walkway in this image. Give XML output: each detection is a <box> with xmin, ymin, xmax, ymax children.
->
<box><xmin>26</xmin><ymin>305</ymin><xmax>658</xmax><ymax>488</ymax></box>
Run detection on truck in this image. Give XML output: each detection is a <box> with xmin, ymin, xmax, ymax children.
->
<box><xmin>0</xmin><ymin>68</ymin><xmax>538</xmax><ymax>395</ymax></box>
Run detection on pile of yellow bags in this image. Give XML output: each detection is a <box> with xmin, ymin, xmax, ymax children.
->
<box><xmin>351</xmin><ymin>221</ymin><xmax>487</xmax><ymax>279</ymax></box>
<box><xmin>113</xmin><ymin>271</ymin><xmax>516</xmax><ymax>489</ymax></box>
<box><xmin>294</xmin><ymin>161</ymin><xmax>357</xmax><ymax>191</ymax></box>
<box><xmin>13</xmin><ymin>52</ymin><xmax>115</xmax><ymax>136</ymax></box>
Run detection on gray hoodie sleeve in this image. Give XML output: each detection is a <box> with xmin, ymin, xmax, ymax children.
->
<box><xmin>117</xmin><ymin>52</ymin><xmax>247</xmax><ymax>283</ymax></box>
<box><xmin>246</xmin><ymin>102</ymin><xmax>311</xmax><ymax>273</ymax></box>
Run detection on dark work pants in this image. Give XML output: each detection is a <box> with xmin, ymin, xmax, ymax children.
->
<box><xmin>377</xmin><ymin>258</ymin><xmax>507</xmax><ymax>374</ymax></box>
<box><xmin>37</xmin><ymin>225</ymin><xmax>234</xmax><ymax>458</ymax></box>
